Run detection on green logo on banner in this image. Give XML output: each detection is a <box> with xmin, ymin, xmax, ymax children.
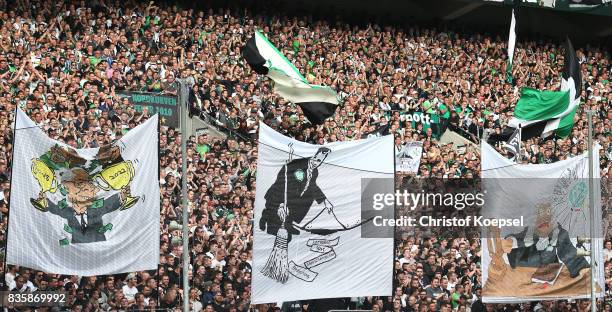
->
<box><xmin>569</xmin><ymin>181</ymin><xmax>587</xmax><ymax>208</ymax></box>
<box><xmin>294</xmin><ymin>169</ymin><xmax>305</xmax><ymax>182</ymax></box>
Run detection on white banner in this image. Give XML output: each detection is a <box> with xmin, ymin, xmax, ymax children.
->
<box><xmin>252</xmin><ymin>123</ymin><xmax>394</xmax><ymax>303</ymax></box>
<box><xmin>396</xmin><ymin>141</ymin><xmax>422</xmax><ymax>174</ymax></box>
<box><xmin>481</xmin><ymin>142</ymin><xmax>604</xmax><ymax>303</ymax></box>
<box><xmin>7</xmin><ymin>109</ymin><xmax>160</xmax><ymax>276</ymax></box>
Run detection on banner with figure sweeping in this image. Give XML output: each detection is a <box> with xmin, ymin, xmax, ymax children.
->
<box><xmin>396</xmin><ymin>141</ymin><xmax>423</xmax><ymax>174</ymax></box>
<box><xmin>481</xmin><ymin>142</ymin><xmax>604</xmax><ymax>303</ymax></box>
<box><xmin>252</xmin><ymin>123</ymin><xmax>394</xmax><ymax>303</ymax></box>
<box><xmin>7</xmin><ymin>108</ymin><xmax>159</xmax><ymax>275</ymax></box>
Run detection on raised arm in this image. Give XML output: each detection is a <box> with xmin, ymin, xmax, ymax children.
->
<box><xmin>45</xmin><ymin>199</ymin><xmax>72</xmax><ymax>219</ymax></box>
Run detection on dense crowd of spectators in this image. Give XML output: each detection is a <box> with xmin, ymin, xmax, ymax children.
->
<box><xmin>0</xmin><ymin>0</ymin><xmax>609</xmax><ymax>311</ymax></box>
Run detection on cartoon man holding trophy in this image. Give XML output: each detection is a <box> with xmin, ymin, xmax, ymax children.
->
<box><xmin>30</xmin><ymin>144</ymin><xmax>87</xmax><ymax>210</ymax></box>
<box><xmin>30</xmin><ymin>158</ymin><xmax>58</xmax><ymax>210</ymax></box>
<box><xmin>91</xmin><ymin>143</ymin><xmax>141</xmax><ymax>210</ymax></box>
<box><xmin>30</xmin><ymin>142</ymin><xmax>142</xmax><ymax>245</ymax></box>
<box><xmin>93</xmin><ymin>159</ymin><xmax>140</xmax><ymax>210</ymax></box>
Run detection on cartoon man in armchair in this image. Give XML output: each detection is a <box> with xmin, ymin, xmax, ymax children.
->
<box><xmin>500</xmin><ymin>202</ymin><xmax>589</xmax><ymax>278</ymax></box>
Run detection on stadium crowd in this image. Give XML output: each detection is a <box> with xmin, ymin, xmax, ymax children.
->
<box><xmin>0</xmin><ymin>0</ymin><xmax>609</xmax><ymax>311</ymax></box>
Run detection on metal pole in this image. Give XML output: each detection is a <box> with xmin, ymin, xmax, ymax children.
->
<box><xmin>3</xmin><ymin>107</ymin><xmax>19</xmax><ymax>288</ymax></box>
<box><xmin>179</xmin><ymin>80</ymin><xmax>190</xmax><ymax>312</ymax></box>
<box><xmin>517</xmin><ymin>124</ymin><xmax>522</xmax><ymax>163</ymax></box>
<box><xmin>587</xmin><ymin>110</ymin><xmax>596</xmax><ymax>312</ymax></box>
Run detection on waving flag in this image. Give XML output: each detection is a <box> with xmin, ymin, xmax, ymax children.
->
<box><xmin>544</xmin><ymin>37</ymin><xmax>582</xmax><ymax>138</ymax></box>
<box><xmin>242</xmin><ymin>31</ymin><xmax>340</xmax><ymax>124</ymax></box>
<box><xmin>503</xmin><ymin>126</ymin><xmax>521</xmax><ymax>161</ymax></box>
<box><xmin>506</xmin><ymin>0</ymin><xmax>520</xmax><ymax>84</ymax></box>
<box><xmin>507</xmin><ymin>38</ymin><xmax>581</xmax><ymax>139</ymax></box>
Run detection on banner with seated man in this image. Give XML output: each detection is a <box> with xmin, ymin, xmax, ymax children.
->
<box><xmin>480</xmin><ymin>142</ymin><xmax>604</xmax><ymax>303</ymax></box>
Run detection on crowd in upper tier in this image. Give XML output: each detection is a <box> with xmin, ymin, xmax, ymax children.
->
<box><xmin>0</xmin><ymin>0</ymin><xmax>609</xmax><ymax>311</ymax></box>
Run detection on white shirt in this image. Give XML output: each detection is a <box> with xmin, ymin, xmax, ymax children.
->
<box><xmin>122</xmin><ymin>284</ymin><xmax>138</xmax><ymax>301</ymax></box>
<box><xmin>190</xmin><ymin>299</ymin><xmax>203</xmax><ymax>312</ymax></box>
<box><xmin>9</xmin><ymin>280</ymin><xmax>36</xmax><ymax>292</ymax></box>
<box><xmin>5</xmin><ymin>272</ymin><xmax>15</xmax><ymax>286</ymax></box>
<box><xmin>604</xmin><ymin>248</ymin><xmax>612</xmax><ymax>262</ymax></box>
<box><xmin>210</xmin><ymin>258</ymin><xmax>226</xmax><ymax>270</ymax></box>
<box><xmin>74</xmin><ymin>212</ymin><xmax>88</xmax><ymax>227</ymax></box>
<box><xmin>399</xmin><ymin>256</ymin><xmax>415</xmax><ymax>266</ymax></box>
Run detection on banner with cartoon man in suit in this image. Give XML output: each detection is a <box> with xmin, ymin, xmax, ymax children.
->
<box><xmin>7</xmin><ymin>108</ymin><xmax>159</xmax><ymax>276</ymax></box>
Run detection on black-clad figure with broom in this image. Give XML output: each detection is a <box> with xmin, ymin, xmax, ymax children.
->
<box><xmin>260</xmin><ymin>145</ymin><xmax>335</xmax><ymax>236</ymax></box>
<box><xmin>260</xmin><ymin>144</ymin><xmax>370</xmax><ymax>283</ymax></box>
<box><xmin>259</xmin><ymin>144</ymin><xmax>335</xmax><ymax>283</ymax></box>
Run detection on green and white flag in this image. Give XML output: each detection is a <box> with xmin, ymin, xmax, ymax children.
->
<box><xmin>7</xmin><ymin>109</ymin><xmax>160</xmax><ymax>275</ymax></box>
<box><xmin>544</xmin><ymin>37</ymin><xmax>582</xmax><ymax>138</ymax></box>
<box><xmin>507</xmin><ymin>38</ymin><xmax>581</xmax><ymax>139</ymax></box>
<box><xmin>508</xmin><ymin>88</ymin><xmax>571</xmax><ymax>139</ymax></box>
<box><xmin>242</xmin><ymin>31</ymin><xmax>340</xmax><ymax>124</ymax></box>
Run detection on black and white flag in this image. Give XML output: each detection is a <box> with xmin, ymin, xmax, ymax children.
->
<box><xmin>396</xmin><ymin>141</ymin><xmax>423</xmax><ymax>174</ymax></box>
<box><xmin>242</xmin><ymin>31</ymin><xmax>340</xmax><ymax>125</ymax></box>
<box><xmin>541</xmin><ymin>37</ymin><xmax>582</xmax><ymax>138</ymax></box>
<box><xmin>252</xmin><ymin>123</ymin><xmax>394</xmax><ymax>303</ymax></box>
<box><xmin>503</xmin><ymin>127</ymin><xmax>521</xmax><ymax>161</ymax></box>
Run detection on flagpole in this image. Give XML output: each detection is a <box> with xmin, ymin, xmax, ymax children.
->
<box><xmin>178</xmin><ymin>80</ymin><xmax>190</xmax><ymax>312</ymax></box>
<box><xmin>2</xmin><ymin>107</ymin><xmax>18</xmax><ymax>288</ymax></box>
<box><xmin>392</xmin><ymin>131</ymin><xmax>397</xmax><ymax>291</ymax></box>
<box><xmin>587</xmin><ymin>109</ymin><xmax>596</xmax><ymax>312</ymax></box>
<box><xmin>156</xmin><ymin>115</ymin><xmax>162</xmax><ymax>310</ymax></box>
<box><xmin>517</xmin><ymin>124</ymin><xmax>522</xmax><ymax>163</ymax></box>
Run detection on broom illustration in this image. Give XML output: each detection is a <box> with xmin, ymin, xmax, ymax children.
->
<box><xmin>261</xmin><ymin>143</ymin><xmax>293</xmax><ymax>283</ymax></box>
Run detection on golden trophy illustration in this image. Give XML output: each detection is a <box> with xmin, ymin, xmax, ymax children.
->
<box><xmin>93</xmin><ymin>160</ymin><xmax>140</xmax><ymax>210</ymax></box>
<box><xmin>30</xmin><ymin>158</ymin><xmax>59</xmax><ymax>211</ymax></box>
